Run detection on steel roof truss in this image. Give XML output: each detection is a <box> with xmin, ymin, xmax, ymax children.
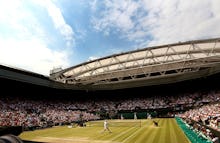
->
<box><xmin>75</xmin><ymin>57</ymin><xmax>212</xmax><ymax>84</ymax></box>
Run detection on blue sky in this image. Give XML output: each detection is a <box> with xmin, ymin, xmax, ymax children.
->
<box><xmin>0</xmin><ymin>0</ymin><xmax>220</xmax><ymax>75</ymax></box>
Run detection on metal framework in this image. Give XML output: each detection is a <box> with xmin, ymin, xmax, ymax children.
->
<box><xmin>50</xmin><ymin>38</ymin><xmax>220</xmax><ymax>90</ymax></box>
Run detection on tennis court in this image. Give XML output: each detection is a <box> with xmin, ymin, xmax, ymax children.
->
<box><xmin>19</xmin><ymin>118</ymin><xmax>189</xmax><ymax>143</ymax></box>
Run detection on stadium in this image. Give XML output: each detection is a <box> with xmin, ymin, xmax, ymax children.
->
<box><xmin>1</xmin><ymin>38</ymin><xmax>220</xmax><ymax>143</ymax></box>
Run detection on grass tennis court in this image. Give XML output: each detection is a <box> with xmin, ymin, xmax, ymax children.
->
<box><xmin>19</xmin><ymin>118</ymin><xmax>190</xmax><ymax>143</ymax></box>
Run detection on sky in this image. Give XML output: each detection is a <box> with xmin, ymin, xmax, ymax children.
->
<box><xmin>0</xmin><ymin>0</ymin><xmax>220</xmax><ymax>76</ymax></box>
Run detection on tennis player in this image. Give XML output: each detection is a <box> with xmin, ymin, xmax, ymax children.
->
<box><xmin>102</xmin><ymin>120</ymin><xmax>112</xmax><ymax>133</ymax></box>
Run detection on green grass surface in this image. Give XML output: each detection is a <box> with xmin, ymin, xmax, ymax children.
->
<box><xmin>20</xmin><ymin>118</ymin><xmax>190</xmax><ymax>143</ymax></box>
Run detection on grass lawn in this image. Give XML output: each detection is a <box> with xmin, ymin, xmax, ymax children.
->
<box><xmin>19</xmin><ymin>118</ymin><xmax>190</xmax><ymax>143</ymax></box>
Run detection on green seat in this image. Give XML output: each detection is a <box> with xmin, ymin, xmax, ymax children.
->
<box><xmin>175</xmin><ymin>117</ymin><xmax>212</xmax><ymax>143</ymax></box>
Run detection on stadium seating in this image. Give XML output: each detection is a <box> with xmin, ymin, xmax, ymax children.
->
<box><xmin>176</xmin><ymin>117</ymin><xmax>212</xmax><ymax>143</ymax></box>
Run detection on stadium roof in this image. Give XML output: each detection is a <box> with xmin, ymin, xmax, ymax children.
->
<box><xmin>50</xmin><ymin>38</ymin><xmax>220</xmax><ymax>90</ymax></box>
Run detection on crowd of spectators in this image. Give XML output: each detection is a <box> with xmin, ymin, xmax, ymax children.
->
<box><xmin>0</xmin><ymin>98</ymin><xmax>100</xmax><ymax>130</ymax></box>
<box><xmin>179</xmin><ymin>118</ymin><xmax>219</xmax><ymax>143</ymax></box>
<box><xmin>0</xmin><ymin>89</ymin><xmax>220</xmax><ymax>131</ymax></box>
<box><xmin>178</xmin><ymin>103</ymin><xmax>220</xmax><ymax>131</ymax></box>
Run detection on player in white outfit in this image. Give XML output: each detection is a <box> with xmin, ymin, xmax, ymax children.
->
<box><xmin>102</xmin><ymin>120</ymin><xmax>112</xmax><ymax>133</ymax></box>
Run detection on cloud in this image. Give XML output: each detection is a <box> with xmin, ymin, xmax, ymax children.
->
<box><xmin>0</xmin><ymin>0</ymin><xmax>73</xmax><ymax>75</ymax></box>
<box><xmin>33</xmin><ymin>0</ymin><xmax>75</xmax><ymax>47</ymax></box>
<box><xmin>91</xmin><ymin>0</ymin><xmax>220</xmax><ymax>47</ymax></box>
<box><xmin>88</xmin><ymin>56</ymin><xmax>99</xmax><ymax>61</ymax></box>
<box><xmin>144</xmin><ymin>0</ymin><xmax>220</xmax><ymax>46</ymax></box>
<box><xmin>91</xmin><ymin>0</ymin><xmax>139</xmax><ymax>34</ymax></box>
<box><xmin>0</xmin><ymin>38</ymin><xmax>70</xmax><ymax>75</ymax></box>
<box><xmin>90</xmin><ymin>0</ymin><xmax>98</xmax><ymax>12</ymax></box>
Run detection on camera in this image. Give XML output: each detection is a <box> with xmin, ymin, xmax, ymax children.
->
<box><xmin>0</xmin><ymin>126</ymin><xmax>23</xmax><ymax>143</ymax></box>
<box><xmin>0</xmin><ymin>134</ymin><xmax>23</xmax><ymax>143</ymax></box>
